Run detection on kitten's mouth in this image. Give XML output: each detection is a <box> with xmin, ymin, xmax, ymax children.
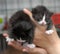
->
<box><xmin>40</xmin><ymin>24</ymin><xmax>46</xmax><ymax>26</ymax></box>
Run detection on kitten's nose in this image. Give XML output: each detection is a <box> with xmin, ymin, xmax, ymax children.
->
<box><xmin>42</xmin><ymin>22</ymin><xmax>45</xmax><ymax>25</ymax></box>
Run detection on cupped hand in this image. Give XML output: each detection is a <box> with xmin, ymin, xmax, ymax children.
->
<box><xmin>3</xmin><ymin>33</ymin><xmax>47</xmax><ymax>54</ymax></box>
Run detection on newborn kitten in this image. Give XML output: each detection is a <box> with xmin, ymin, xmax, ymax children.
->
<box><xmin>6</xmin><ymin>10</ymin><xmax>36</xmax><ymax>48</ymax></box>
<box><xmin>32</xmin><ymin>5</ymin><xmax>54</xmax><ymax>34</ymax></box>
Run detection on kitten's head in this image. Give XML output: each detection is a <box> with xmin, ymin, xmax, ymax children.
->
<box><xmin>32</xmin><ymin>5</ymin><xmax>53</xmax><ymax>25</ymax></box>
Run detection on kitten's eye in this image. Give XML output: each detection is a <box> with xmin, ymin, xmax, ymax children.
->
<box><xmin>34</xmin><ymin>16</ymin><xmax>40</xmax><ymax>21</ymax></box>
<box><xmin>45</xmin><ymin>19</ymin><xmax>48</xmax><ymax>22</ymax></box>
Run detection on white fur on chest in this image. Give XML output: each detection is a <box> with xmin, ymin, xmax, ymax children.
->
<box><xmin>38</xmin><ymin>14</ymin><xmax>47</xmax><ymax>25</ymax></box>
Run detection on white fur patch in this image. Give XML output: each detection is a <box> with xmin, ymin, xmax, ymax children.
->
<box><xmin>38</xmin><ymin>20</ymin><xmax>46</xmax><ymax>25</ymax></box>
<box><xmin>23</xmin><ymin>43</ymin><xmax>35</xmax><ymax>48</ymax></box>
<box><xmin>6</xmin><ymin>36</ymin><xmax>14</xmax><ymax>42</ymax></box>
<box><xmin>19</xmin><ymin>38</ymin><xmax>26</xmax><ymax>42</ymax></box>
<box><xmin>27</xmin><ymin>44</ymin><xmax>35</xmax><ymax>48</ymax></box>
<box><xmin>45</xmin><ymin>30</ymin><xmax>54</xmax><ymax>34</ymax></box>
<box><xmin>19</xmin><ymin>38</ymin><xmax>35</xmax><ymax>48</ymax></box>
<box><xmin>38</xmin><ymin>14</ymin><xmax>47</xmax><ymax>25</ymax></box>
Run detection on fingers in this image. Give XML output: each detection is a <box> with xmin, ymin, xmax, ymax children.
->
<box><xmin>3</xmin><ymin>33</ymin><xmax>15</xmax><ymax>45</ymax></box>
<box><xmin>8</xmin><ymin>41</ymin><xmax>24</xmax><ymax>51</ymax></box>
<box><xmin>23</xmin><ymin>8</ymin><xmax>35</xmax><ymax>23</ymax></box>
<box><xmin>23</xmin><ymin>9</ymin><xmax>32</xmax><ymax>17</ymax></box>
<box><xmin>3</xmin><ymin>33</ymin><xmax>24</xmax><ymax>51</ymax></box>
<box><xmin>23</xmin><ymin>47</ymin><xmax>47</xmax><ymax>54</ymax></box>
<box><xmin>3</xmin><ymin>33</ymin><xmax>9</xmax><ymax>37</ymax></box>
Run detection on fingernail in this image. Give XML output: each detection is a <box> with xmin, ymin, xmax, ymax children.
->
<box><xmin>23</xmin><ymin>9</ymin><xmax>27</xmax><ymax>11</ymax></box>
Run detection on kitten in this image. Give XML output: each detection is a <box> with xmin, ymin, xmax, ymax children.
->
<box><xmin>32</xmin><ymin>5</ymin><xmax>54</xmax><ymax>34</ymax></box>
<box><xmin>6</xmin><ymin>10</ymin><xmax>35</xmax><ymax>48</ymax></box>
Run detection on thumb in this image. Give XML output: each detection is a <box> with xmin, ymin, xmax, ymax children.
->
<box><xmin>23</xmin><ymin>9</ymin><xmax>41</xmax><ymax>29</ymax></box>
<box><xmin>23</xmin><ymin>8</ymin><xmax>32</xmax><ymax>17</ymax></box>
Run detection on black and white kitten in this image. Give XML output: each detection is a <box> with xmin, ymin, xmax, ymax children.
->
<box><xmin>5</xmin><ymin>10</ymin><xmax>36</xmax><ymax>48</ymax></box>
<box><xmin>32</xmin><ymin>5</ymin><xmax>54</xmax><ymax>34</ymax></box>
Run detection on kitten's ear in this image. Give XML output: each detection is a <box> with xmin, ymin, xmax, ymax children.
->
<box><xmin>32</xmin><ymin>8</ymin><xmax>37</xmax><ymax>14</ymax></box>
<box><xmin>46</xmin><ymin>11</ymin><xmax>53</xmax><ymax>18</ymax></box>
<box><xmin>50</xmin><ymin>12</ymin><xmax>53</xmax><ymax>17</ymax></box>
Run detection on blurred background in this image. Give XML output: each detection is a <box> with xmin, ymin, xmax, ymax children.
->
<box><xmin>0</xmin><ymin>0</ymin><xmax>60</xmax><ymax>18</ymax></box>
<box><xmin>0</xmin><ymin>0</ymin><xmax>60</xmax><ymax>30</ymax></box>
<box><xmin>0</xmin><ymin>0</ymin><xmax>60</xmax><ymax>53</ymax></box>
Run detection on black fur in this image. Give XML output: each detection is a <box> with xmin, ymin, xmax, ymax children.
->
<box><xmin>32</xmin><ymin>5</ymin><xmax>53</xmax><ymax>30</ymax></box>
<box><xmin>8</xmin><ymin>10</ymin><xmax>35</xmax><ymax>44</ymax></box>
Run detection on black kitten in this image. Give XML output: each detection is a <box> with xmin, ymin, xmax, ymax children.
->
<box><xmin>32</xmin><ymin>5</ymin><xmax>54</xmax><ymax>34</ymax></box>
<box><xmin>7</xmin><ymin>10</ymin><xmax>35</xmax><ymax>48</ymax></box>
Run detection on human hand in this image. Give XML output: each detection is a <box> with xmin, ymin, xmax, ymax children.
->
<box><xmin>3</xmin><ymin>33</ymin><xmax>47</xmax><ymax>54</ymax></box>
<box><xmin>23</xmin><ymin>8</ymin><xmax>60</xmax><ymax>54</ymax></box>
<box><xmin>3</xmin><ymin>9</ymin><xmax>60</xmax><ymax>54</ymax></box>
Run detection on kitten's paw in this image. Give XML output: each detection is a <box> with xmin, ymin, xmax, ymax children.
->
<box><xmin>23</xmin><ymin>43</ymin><xmax>35</xmax><ymax>48</ymax></box>
<box><xmin>45</xmin><ymin>30</ymin><xmax>54</xmax><ymax>34</ymax></box>
<box><xmin>27</xmin><ymin>44</ymin><xmax>35</xmax><ymax>48</ymax></box>
<box><xmin>6</xmin><ymin>36</ymin><xmax>14</xmax><ymax>42</ymax></box>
